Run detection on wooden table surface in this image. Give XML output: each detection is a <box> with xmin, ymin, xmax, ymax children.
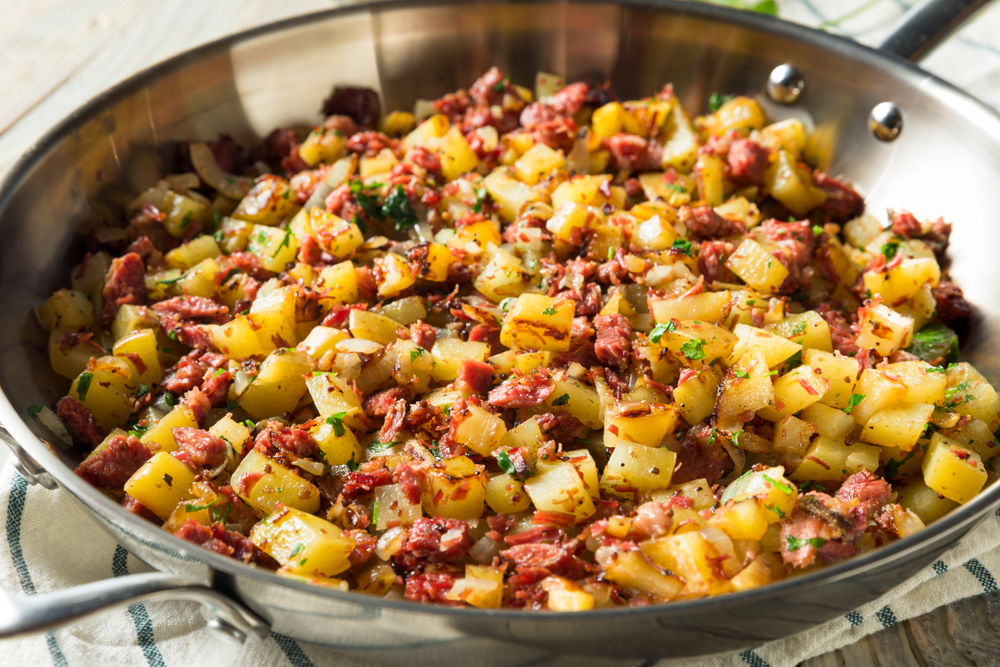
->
<box><xmin>3</xmin><ymin>1</ymin><xmax>999</xmax><ymax>665</ymax></box>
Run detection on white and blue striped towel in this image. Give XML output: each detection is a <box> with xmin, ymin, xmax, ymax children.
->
<box><xmin>5</xmin><ymin>0</ymin><xmax>1000</xmax><ymax>665</ymax></box>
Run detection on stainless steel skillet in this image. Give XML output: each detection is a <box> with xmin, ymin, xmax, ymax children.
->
<box><xmin>0</xmin><ymin>0</ymin><xmax>997</xmax><ymax>663</ymax></box>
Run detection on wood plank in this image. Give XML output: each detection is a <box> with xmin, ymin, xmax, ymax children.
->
<box><xmin>908</xmin><ymin>606</ymin><xmax>976</xmax><ymax>667</ymax></box>
<box><xmin>945</xmin><ymin>596</ymin><xmax>1000</xmax><ymax>666</ymax></box>
<box><xmin>870</xmin><ymin>624</ymin><xmax>922</xmax><ymax>667</ymax></box>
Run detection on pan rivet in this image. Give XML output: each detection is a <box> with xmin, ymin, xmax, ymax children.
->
<box><xmin>870</xmin><ymin>102</ymin><xmax>903</xmax><ymax>141</ymax></box>
<box><xmin>767</xmin><ymin>64</ymin><xmax>804</xmax><ymax>104</ymax></box>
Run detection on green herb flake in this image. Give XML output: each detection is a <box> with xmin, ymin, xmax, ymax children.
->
<box><xmin>496</xmin><ymin>450</ymin><xmax>516</xmax><ymax>476</ymax></box>
<box><xmin>762</xmin><ymin>474</ymin><xmax>793</xmax><ymax>495</ymax></box>
<box><xmin>27</xmin><ymin>404</ymin><xmax>43</xmax><ymax>416</ymax></box>
<box><xmin>680</xmin><ymin>338</ymin><xmax>707</xmax><ymax>361</ymax></box>
<box><xmin>367</xmin><ymin>440</ymin><xmax>395</xmax><ymax>454</ymax></box>
<box><xmin>551</xmin><ymin>393</ymin><xmax>570</xmax><ymax>407</ymax></box>
<box><xmin>136</xmin><ymin>384</ymin><xmax>150</xmax><ymax>400</ymax></box>
<box><xmin>346</xmin><ymin>452</ymin><xmax>359</xmax><ymax>472</ymax></box>
<box><xmin>649</xmin><ymin>319</ymin><xmax>678</xmax><ymax>344</ymax></box>
<box><xmin>765</xmin><ymin>503</ymin><xmax>787</xmax><ymax>519</ymax></box>
<box><xmin>708</xmin><ymin>429</ymin><xmax>717</xmax><ymax>446</ymax></box>
<box><xmin>811</xmin><ymin>224</ymin><xmax>824</xmax><ymax>236</ymax></box>
<box><xmin>734</xmin><ymin>370</ymin><xmax>750</xmax><ymax>379</ymax></box>
<box><xmin>76</xmin><ymin>372</ymin><xmax>94</xmax><ymax>401</ymax></box>
<box><xmin>492</xmin><ymin>77</ymin><xmax>510</xmax><ymax>93</ymax></box>
<box><xmin>289</xmin><ymin>542</ymin><xmax>305</xmax><ymax>559</ymax></box>
<box><xmin>272</xmin><ymin>227</ymin><xmax>292</xmax><ymax>259</ymax></box>
<box><xmin>843</xmin><ymin>393</ymin><xmax>866</xmax><ymax>414</ymax></box>
<box><xmin>325</xmin><ymin>412</ymin><xmax>347</xmax><ymax>437</ymax></box>
<box><xmin>541</xmin><ymin>307</ymin><xmax>558</xmax><ymax>316</ymax></box>
<box><xmin>372</xmin><ymin>500</ymin><xmax>379</xmax><ymax>526</ymax></box>
<box><xmin>672</xmin><ymin>238</ymin><xmax>693</xmax><ymax>256</ymax></box>
<box><xmin>158</xmin><ymin>275</ymin><xmax>184</xmax><ymax>285</ymax></box>
<box><xmin>708</xmin><ymin>92</ymin><xmax>733</xmax><ymax>113</ymax></box>
<box><xmin>180</xmin><ymin>211</ymin><xmax>193</xmax><ymax>229</ymax></box>
<box><xmin>472</xmin><ymin>188</ymin><xmax>488</xmax><ymax>214</ymax></box>
<box><xmin>881</xmin><ymin>240</ymin><xmax>900</xmax><ymax>261</ymax></box>
<box><xmin>790</xmin><ymin>321</ymin><xmax>808</xmax><ymax>337</ymax></box>
<box><xmin>786</xmin><ymin>535</ymin><xmax>827</xmax><ymax>552</ymax></box>
<box><xmin>410</xmin><ymin>348</ymin><xmax>424</xmax><ymax>362</ymax></box>
<box><xmin>905</xmin><ymin>322</ymin><xmax>960</xmax><ymax>365</ymax></box>
<box><xmin>382</xmin><ymin>184</ymin><xmax>418</xmax><ymax>229</ymax></box>
<box><xmin>185</xmin><ymin>498</ymin><xmax>219</xmax><ymax>513</ymax></box>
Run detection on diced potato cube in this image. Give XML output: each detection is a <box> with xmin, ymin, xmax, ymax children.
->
<box><xmin>373</xmin><ymin>483</ymin><xmax>422</xmax><ymax>529</ymax></box>
<box><xmin>921</xmin><ymin>433</ymin><xmax>987</xmax><ymax>504</ymax></box>
<box><xmin>789</xmin><ymin>435</ymin><xmax>880</xmax><ymax>482</ymax></box>
<box><xmin>298</xmin><ymin>125</ymin><xmax>347</xmax><ymax>166</ymax></box>
<box><xmin>546</xmin><ymin>202</ymin><xmax>593</xmax><ymax>245</ymax></box>
<box><xmin>349</xmin><ymin>309</ymin><xmax>400</xmax><ymax>346</ymax></box>
<box><xmin>446</xmin><ymin>565</ymin><xmax>505</xmax><ymax>609</ymax></box>
<box><xmin>600</xmin><ymin>441</ymin><xmax>677</xmax><ymax>494</ymax></box>
<box><xmin>542</xmin><ymin>576</ymin><xmax>596</xmax><ymax>611</ymax></box>
<box><xmin>453</xmin><ymin>402</ymin><xmax>507</xmax><ymax>456</ymax></box>
<box><xmin>716</xmin><ymin>348</ymin><xmax>774</xmax><ymax>432</ymax></box>
<box><xmin>673</xmin><ymin>367</ymin><xmax>722</xmax><ymax>424</ymax></box>
<box><xmin>297</xmin><ymin>326</ymin><xmax>350</xmax><ymax>362</ymax></box>
<box><xmin>141</xmin><ymin>405</ymin><xmax>197</xmax><ymax>454</ymax></box>
<box><xmin>800</xmin><ymin>402</ymin><xmax>855</xmax><ymax>438</ymax></box>
<box><xmin>653</xmin><ymin>320</ymin><xmax>738</xmax><ymax>368</ymax></box>
<box><xmin>943</xmin><ymin>418</ymin><xmax>1000</xmax><ymax>461</ymax></box>
<box><xmin>803</xmin><ymin>349</ymin><xmax>859</xmax><ymax>409</ymax></box>
<box><xmin>633</xmin><ymin>214</ymin><xmax>679</xmax><ymax>250</ymax></box>
<box><xmin>951</xmin><ymin>377</ymin><xmax>1000</xmax><ymax>432</ymax></box>
<box><xmin>208</xmin><ymin>415</ymin><xmax>252</xmax><ymax>455</ymax></box>
<box><xmin>500</xmin><ymin>416</ymin><xmax>544</xmax><ymax>454</ymax></box>
<box><xmin>709</xmin><ymin>499</ymin><xmax>768</xmax><ymax>541</ymax></box>
<box><xmin>305</xmin><ymin>372</ymin><xmax>366</xmax><ymax>430</ymax></box>
<box><xmin>359</xmin><ymin>148</ymin><xmax>399</xmax><ymax>178</ymax></box>
<box><xmin>408</xmin><ymin>242</ymin><xmax>453</xmax><ymax>282</ymax></box>
<box><xmin>640</xmin><ymin>531</ymin><xmax>729</xmax><ymax>596</ymax></box>
<box><xmin>763</xmin><ymin>150</ymin><xmax>826</xmax><ymax>217</ymax></box>
<box><xmin>719</xmin><ymin>465</ymin><xmax>797</xmax><ymax>523</ymax></box>
<box><xmin>310</xmin><ymin>419</ymin><xmax>362</xmax><ymax>466</ymax></box>
<box><xmin>772</xmin><ymin>415</ymin><xmax>817</xmax><ymax>466</ymax></box>
<box><xmin>309</xmin><ymin>210</ymin><xmax>364</xmax><ymax>259</ymax></box>
<box><xmin>485</xmin><ymin>474</ymin><xmax>531</xmax><ymax>514</ymax></box>
<box><xmin>764</xmin><ymin>311</ymin><xmax>832</xmax><ymax>352</ymax></box>
<box><xmin>726</xmin><ymin>239</ymin><xmax>789</xmax><ymax>295</ymax></box>
<box><xmin>49</xmin><ymin>330</ymin><xmax>102</xmax><ymax>379</ymax></box>
<box><xmin>860</xmin><ymin>403</ymin><xmax>934</xmax><ymax>452</ymax></box>
<box><xmin>603</xmin><ymin>550</ymin><xmax>683</xmax><ymax>602</ymax></box>
<box><xmin>483</xmin><ymin>168</ymin><xmax>540</xmax><ymax>222</ymax></box>
<box><xmin>231</xmin><ymin>449</ymin><xmax>320</xmax><ymax>514</ymax></box>
<box><xmin>544</xmin><ymin>379</ymin><xmax>603</xmax><ymax>429</ymax></box>
<box><xmin>514</xmin><ymin>143</ymin><xmax>564</xmax><ymax>185</ymax></box>
<box><xmin>759</xmin><ymin>118</ymin><xmax>807</xmax><ymax>158</ymax></box>
<box><xmin>440</xmin><ymin>126</ymin><xmax>479</xmax><ymax>181</ymax></box>
<box><xmin>730</xmin><ymin>553</ymin><xmax>784</xmax><ymax>592</ymax></box>
<box><xmin>422</xmin><ymin>456</ymin><xmax>487</xmax><ymax>520</ymax></box>
<box><xmin>758</xmin><ymin>365</ymin><xmax>830</xmax><ymax>421</ymax></box>
<box><xmin>605</xmin><ymin>403</ymin><xmax>678</xmax><ymax>449</ymax></box>
<box><xmin>660</xmin><ymin>102</ymin><xmax>700</xmax><ymax>173</ymax></box>
<box><xmin>209</xmin><ymin>316</ymin><xmax>267</xmax><ymax>360</ymax></box>
<box><xmin>248</xmin><ymin>285</ymin><xmax>298</xmax><ymax>351</ymax></box>
<box><xmin>237</xmin><ymin>349</ymin><xmax>311</xmax><ymax>420</ymax></box>
<box><xmin>70</xmin><ymin>360</ymin><xmax>136</xmax><ymax>432</ymax></box>
<box><xmin>695</xmin><ymin>153</ymin><xmax>725</xmax><ymax>207</ymax></box>
<box><xmin>886</xmin><ymin>361</ymin><xmax>948</xmax><ymax>405</ymax></box>
<box><xmin>473</xmin><ymin>247</ymin><xmax>533</xmax><ymax>302</ymax></box>
<box><xmin>402</xmin><ymin>114</ymin><xmax>450</xmax><ymax>151</ymax></box>
<box><xmin>249</xmin><ymin>507</ymin><xmax>355</xmax><ymax>577</ymax></box>
<box><xmin>702</xmin><ymin>96</ymin><xmax>766</xmax><ymax>136</ymax></box>
<box><xmin>165</xmin><ymin>235</ymin><xmax>220</xmax><ymax>271</ymax></box>
<box><xmin>889</xmin><ymin>257</ymin><xmax>941</xmax><ymax>301</ymax></box>
<box><xmin>728</xmin><ymin>323</ymin><xmax>801</xmax><ymax>368</ymax></box>
<box><xmin>247</xmin><ymin>225</ymin><xmax>298</xmax><ymax>273</ymax></box>
<box><xmin>851</xmin><ymin>368</ymin><xmax>909</xmax><ymax>425</ymax></box>
<box><xmin>856</xmin><ymin>304</ymin><xmax>913</xmax><ymax>356</ymax></box>
<box><xmin>651</xmin><ymin>478</ymin><xmax>716</xmax><ymax>512</ymax></box>
<box><xmin>374</xmin><ymin>253</ymin><xmax>415</xmax><ymax>297</ymax></box>
<box><xmin>648</xmin><ymin>291</ymin><xmax>733</xmax><ymax>324</ymax></box>
<box><xmin>163</xmin><ymin>191</ymin><xmax>209</xmax><ymax>237</ymax></box>
<box><xmin>124</xmin><ymin>452</ymin><xmax>196</xmax><ymax>520</ymax></box>
<box><xmin>525</xmin><ymin>460</ymin><xmax>596</xmax><ymax>520</ymax></box>
<box><xmin>450</xmin><ymin>220</ymin><xmax>502</xmax><ymax>252</ymax></box>
<box><xmin>430</xmin><ymin>338</ymin><xmax>491</xmax><ymax>382</ymax></box>
<box><xmin>898</xmin><ymin>477</ymin><xmax>958</xmax><ymax>524</ymax></box>
<box><xmin>500</xmin><ymin>293</ymin><xmax>574</xmax><ymax>353</ymax></box>
<box><xmin>37</xmin><ymin>289</ymin><xmax>94</xmax><ymax>333</ymax></box>
<box><xmin>113</xmin><ymin>329</ymin><xmax>163</xmax><ymax>387</ymax></box>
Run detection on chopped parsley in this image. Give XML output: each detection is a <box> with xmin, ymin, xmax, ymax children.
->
<box><xmin>180</xmin><ymin>211</ymin><xmax>193</xmax><ymax>229</ymax></box>
<box><xmin>427</xmin><ymin>440</ymin><xmax>442</xmax><ymax>459</ymax></box>
<box><xmin>472</xmin><ymin>187</ymin><xmax>488</xmax><ymax>214</ymax></box>
<box><xmin>210</xmin><ymin>504</ymin><xmax>231</xmax><ymax>525</ymax></box>
<box><xmin>541</xmin><ymin>307</ymin><xmax>558</xmax><ymax>316</ymax></box>
<box><xmin>784</xmin><ymin>350</ymin><xmax>803</xmax><ymax>369</ymax></box>
<box><xmin>244</xmin><ymin>420</ymin><xmax>256</xmax><ymax>431</ymax></box>
<box><xmin>905</xmin><ymin>322</ymin><xmax>960</xmax><ymax>365</ymax></box>
<box><xmin>383</xmin><ymin>184</ymin><xmax>418</xmax><ymax>229</ymax></box>
<box><xmin>136</xmin><ymin>384</ymin><xmax>150</xmax><ymax>400</ymax></box>
<box><xmin>762</xmin><ymin>474</ymin><xmax>793</xmax><ymax>495</ymax></box>
<box><xmin>158</xmin><ymin>275</ymin><xmax>184</xmax><ymax>285</ymax></box>
<box><xmin>372</xmin><ymin>500</ymin><xmax>379</xmax><ymax>526</ymax></box>
<box><xmin>326</xmin><ymin>412</ymin><xmax>347</xmax><ymax>437</ymax></box>
<box><xmin>672</xmin><ymin>238</ymin><xmax>693</xmax><ymax>256</ymax></box>
<box><xmin>664</xmin><ymin>183</ymin><xmax>686</xmax><ymax>194</ymax></box>
<box><xmin>346</xmin><ymin>452</ymin><xmax>359</xmax><ymax>472</ymax></box>
<box><xmin>492</xmin><ymin>76</ymin><xmax>510</xmax><ymax>92</ymax></box>
<box><xmin>734</xmin><ymin>370</ymin><xmax>750</xmax><ymax>379</ymax></box>
<box><xmin>843</xmin><ymin>393</ymin><xmax>866</xmax><ymax>414</ymax></box>
<box><xmin>410</xmin><ymin>348</ymin><xmax>424</xmax><ymax>362</ymax></box>
<box><xmin>649</xmin><ymin>319</ymin><xmax>678</xmax><ymax>344</ymax></box>
<box><xmin>708</xmin><ymin>429</ymin><xmax>718</xmax><ymax>446</ymax></box>
<box><xmin>811</xmin><ymin>224</ymin><xmax>824</xmax><ymax>236</ymax></box>
<box><xmin>551</xmin><ymin>393</ymin><xmax>570</xmax><ymax>407</ymax></box>
<box><xmin>786</xmin><ymin>535</ymin><xmax>827</xmax><ymax>552</ymax></box>
<box><xmin>765</xmin><ymin>504</ymin><xmax>787</xmax><ymax>519</ymax></box>
<box><xmin>349</xmin><ymin>179</ymin><xmax>385</xmax><ymax>222</ymax></box>
<box><xmin>76</xmin><ymin>372</ymin><xmax>93</xmax><ymax>401</ymax></box>
<box><xmin>496</xmin><ymin>450</ymin><xmax>516</xmax><ymax>476</ymax></box>
<box><xmin>884</xmin><ymin>448</ymin><xmax>917</xmax><ymax>482</ymax></box>
<box><xmin>27</xmin><ymin>404</ymin><xmax>43</xmax><ymax>416</ymax></box>
<box><xmin>881</xmin><ymin>240</ymin><xmax>900</xmax><ymax>261</ymax></box>
<box><xmin>272</xmin><ymin>227</ymin><xmax>292</xmax><ymax>258</ymax></box>
<box><xmin>790</xmin><ymin>321</ymin><xmax>808</xmax><ymax>336</ymax></box>
<box><xmin>367</xmin><ymin>440</ymin><xmax>395</xmax><ymax>454</ymax></box>
<box><xmin>289</xmin><ymin>542</ymin><xmax>305</xmax><ymax>559</ymax></box>
<box><xmin>680</xmin><ymin>338</ymin><xmax>707</xmax><ymax>361</ymax></box>
<box><xmin>708</xmin><ymin>92</ymin><xmax>733</xmax><ymax>112</ymax></box>
<box><xmin>499</xmin><ymin>297</ymin><xmax>517</xmax><ymax>311</ymax></box>
<box><xmin>185</xmin><ymin>498</ymin><xmax>219</xmax><ymax>513</ymax></box>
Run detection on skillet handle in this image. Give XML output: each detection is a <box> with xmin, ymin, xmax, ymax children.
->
<box><xmin>0</xmin><ymin>572</ymin><xmax>269</xmax><ymax>643</ymax></box>
<box><xmin>878</xmin><ymin>0</ymin><xmax>992</xmax><ymax>62</ymax></box>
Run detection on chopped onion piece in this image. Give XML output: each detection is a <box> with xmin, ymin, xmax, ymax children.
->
<box><xmin>164</xmin><ymin>172</ymin><xmax>200</xmax><ymax>193</ymax></box>
<box><xmin>293</xmin><ymin>457</ymin><xmax>326</xmax><ymax>476</ymax></box>
<box><xmin>468</xmin><ymin>535</ymin><xmax>501</xmax><ymax>564</ymax></box>
<box><xmin>720</xmin><ymin>465</ymin><xmax>788</xmax><ymax>505</ymax></box>
<box><xmin>30</xmin><ymin>406</ymin><xmax>72</xmax><ymax>447</ymax></box>
<box><xmin>232</xmin><ymin>368</ymin><xmax>250</xmax><ymax>396</ymax></box>
<box><xmin>336</xmin><ymin>338</ymin><xmax>384</xmax><ymax>355</ymax></box>
<box><xmin>332</xmin><ymin>352</ymin><xmax>363</xmax><ymax>380</ymax></box>
<box><xmin>568</xmin><ymin>137</ymin><xmax>589</xmax><ymax>174</ymax></box>
<box><xmin>376</xmin><ymin>526</ymin><xmax>408</xmax><ymax>560</ymax></box>
<box><xmin>189</xmin><ymin>142</ymin><xmax>253</xmax><ymax>200</ymax></box>
<box><xmin>718</xmin><ymin>439</ymin><xmax>746</xmax><ymax>486</ymax></box>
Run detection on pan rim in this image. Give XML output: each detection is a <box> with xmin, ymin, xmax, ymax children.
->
<box><xmin>3</xmin><ymin>0</ymin><xmax>1000</xmax><ymax>625</ymax></box>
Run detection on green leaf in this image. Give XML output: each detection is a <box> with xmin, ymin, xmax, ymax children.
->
<box><xmin>541</xmin><ymin>307</ymin><xmax>557</xmax><ymax>316</ymax></box>
<box><xmin>811</xmin><ymin>224</ymin><xmax>824</xmax><ymax>236</ymax></box>
<box><xmin>790</xmin><ymin>321</ymin><xmax>808</xmax><ymax>336</ymax></box>
<box><xmin>472</xmin><ymin>188</ymin><xmax>488</xmax><ymax>214</ymax></box>
<box><xmin>672</xmin><ymin>238</ymin><xmax>693</xmax><ymax>256</ymax></box>
<box><xmin>708</xmin><ymin>428</ymin><xmax>718</xmax><ymax>446</ymax></box>
<box><xmin>349</xmin><ymin>179</ymin><xmax>385</xmax><ymax>222</ymax></box>
<box><xmin>382</xmin><ymin>184</ymin><xmax>418</xmax><ymax>229</ymax></box>
<box><xmin>842</xmin><ymin>393</ymin><xmax>866</xmax><ymax>414</ymax></box>
<box><xmin>351</xmin><ymin>213</ymin><xmax>367</xmax><ymax>234</ymax></box>
<box><xmin>372</xmin><ymin>500</ymin><xmax>379</xmax><ymax>526</ymax></box>
<box><xmin>185</xmin><ymin>498</ymin><xmax>219</xmax><ymax>513</ymax></box>
<box><xmin>136</xmin><ymin>384</ymin><xmax>150</xmax><ymax>400</ymax></box>
<box><xmin>164</xmin><ymin>393</ymin><xmax>177</xmax><ymax>408</ymax></box>
<box><xmin>346</xmin><ymin>452</ymin><xmax>359</xmax><ymax>472</ymax></box>
<box><xmin>786</xmin><ymin>535</ymin><xmax>827</xmax><ymax>552</ymax></box>
<box><xmin>765</xmin><ymin>503</ymin><xmax>787</xmax><ymax>519</ymax></box>
<box><xmin>762</xmin><ymin>474</ymin><xmax>793</xmax><ymax>495</ymax></box>
<box><xmin>499</xmin><ymin>297</ymin><xmax>517</xmax><ymax>311</ymax></box>
<box><xmin>680</xmin><ymin>338</ymin><xmax>707</xmax><ymax>361</ymax></box>
<box><xmin>271</xmin><ymin>227</ymin><xmax>292</xmax><ymax>259</ymax></box>
<box><xmin>76</xmin><ymin>372</ymin><xmax>94</xmax><ymax>401</ymax></box>
<box><xmin>905</xmin><ymin>322</ymin><xmax>960</xmax><ymax>365</ymax></box>
<box><xmin>27</xmin><ymin>404</ymin><xmax>43</xmax><ymax>416</ymax></box>
<box><xmin>496</xmin><ymin>450</ymin><xmax>516</xmax><ymax>476</ymax></box>
<box><xmin>708</xmin><ymin>92</ymin><xmax>733</xmax><ymax>113</ymax></box>
<box><xmin>784</xmin><ymin>350</ymin><xmax>803</xmax><ymax>369</ymax></box>
<box><xmin>244</xmin><ymin>419</ymin><xmax>256</xmax><ymax>430</ymax></box>
<box><xmin>410</xmin><ymin>348</ymin><xmax>424</xmax><ymax>362</ymax></box>
<box><xmin>326</xmin><ymin>412</ymin><xmax>347</xmax><ymax>437</ymax></box>
<box><xmin>158</xmin><ymin>275</ymin><xmax>184</xmax><ymax>285</ymax></box>
<box><xmin>551</xmin><ymin>393</ymin><xmax>570</xmax><ymax>407</ymax></box>
<box><xmin>884</xmin><ymin>447</ymin><xmax>917</xmax><ymax>483</ymax></box>
<box><xmin>734</xmin><ymin>370</ymin><xmax>750</xmax><ymax>379</ymax></box>
<box><xmin>367</xmin><ymin>440</ymin><xmax>395</xmax><ymax>454</ymax></box>
<box><xmin>649</xmin><ymin>319</ymin><xmax>678</xmax><ymax>344</ymax></box>
<box><xmin>289</xmin><ymin>542</ymin><xmax>305</xmax><ymax>559</ymax></box>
